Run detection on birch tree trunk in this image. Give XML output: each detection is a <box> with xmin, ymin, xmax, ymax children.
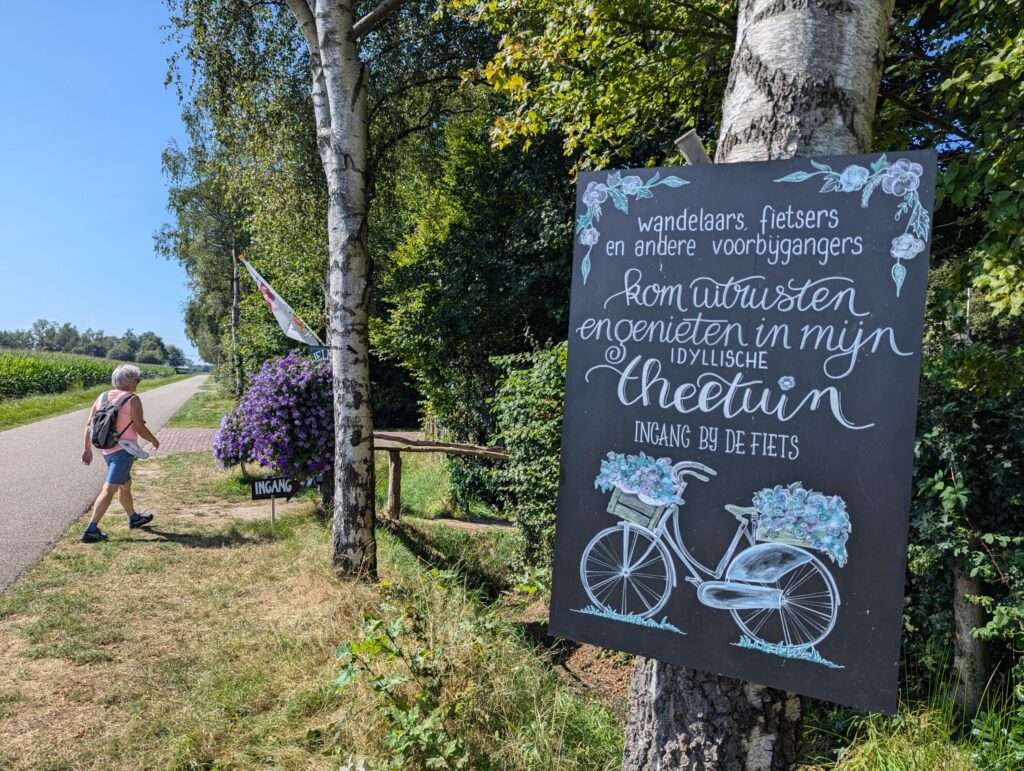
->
<box><xmin>286</xmin><ymin>0</ymin><xmax>384</xmax><ymax>578</ymax></box>
<box><xmin>624</xmin><ymin>1</ymin><xmax>895</xmax><ymax>767</ymax></box>
<box><xmin>230</xmin><ymin>241</ymin><xmax>242</xmax><ymax>398</ymax></box>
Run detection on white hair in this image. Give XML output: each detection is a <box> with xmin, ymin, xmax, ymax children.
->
<box><xmin>111</xmin><ymin>364</ymin><xmax>142</xmax><ymax>388</ymax></box>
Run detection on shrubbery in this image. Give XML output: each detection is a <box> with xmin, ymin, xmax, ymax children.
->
<box><xmin>214</xmin><ymin>351</ymin><xmax>333</xmax><ymax>478</ymax></box>
<box><xmin>492</xmin><ymin>342</ymin><xmax>567</xmax><ymax>564</ymax></box>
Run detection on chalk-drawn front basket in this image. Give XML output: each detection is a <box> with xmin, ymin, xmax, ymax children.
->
<box><xmin>606</xmin><ymin>487</ymin><xmax>669</xmax><ymax>530</ymax></box>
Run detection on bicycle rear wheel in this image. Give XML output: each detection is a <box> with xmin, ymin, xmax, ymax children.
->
<box><xmin>730</xmin><ymin>554</ymin><xmax>838</xmax><ymax>649</ymax></box>
<box><xmin>580</xmin><ymin>523</ymin><xmax>673</xmax><ymax>618</ymax></box>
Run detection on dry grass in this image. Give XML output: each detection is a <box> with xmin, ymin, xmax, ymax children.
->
<box><xmin>0</xmin><ymin>452</ymin><xmax>621</xmax><ymax>770</ymax></box>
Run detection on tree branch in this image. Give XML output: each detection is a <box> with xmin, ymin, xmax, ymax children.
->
<box><xmin>879</xmin><ymin>86</ymin><xmax>978</xmax><ymax>145</ymax></box>
<box><xmin>353</xmin><ymin>0</ymin><xmax>409</xmax><ymax>38</ymax></box>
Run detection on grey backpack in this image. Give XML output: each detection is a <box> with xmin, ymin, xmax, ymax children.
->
<box><xmin>89</xmin><ymin>392</ymin><xmax>134</xmax><ymax>449</ymax></box>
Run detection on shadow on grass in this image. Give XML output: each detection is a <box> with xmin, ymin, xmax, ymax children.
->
<box><xmin>120</xmin><ymin>525</ymin><xmax>265</xmax><ymax>549</ymax></box>
<box><xmin>380</xmin><ymin>518</ymin><xmax>511</xmax><ymax>603</ymax></box>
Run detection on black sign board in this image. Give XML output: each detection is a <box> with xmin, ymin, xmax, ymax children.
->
<box><xmin>250</xmin><ymin>476</ymin><xmax>298</xmax><ymax>501</ymax></box>
<box><xmin>549</xmin><ymin>151</ymin><xmax>936</xmax><ymax>713</ymax></box>
<box><xmin>308</xmin><ymin>346</ymin><xmax>330</xmax><ymax>362</ymax></box>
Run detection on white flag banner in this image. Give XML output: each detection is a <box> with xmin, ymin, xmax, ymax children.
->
<box><xmin>238</xmin><ymin>256</ymin><xmax>323</xmax><ymax>346</ymax></box>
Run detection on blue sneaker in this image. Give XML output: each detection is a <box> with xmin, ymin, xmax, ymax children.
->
<box><xmin>81</xmin><ymin>527</ymin><xmax>108</xmax><ymax>543</ymax></box>
<box><xmin>128</xmin><ymin>512</ymin><xmax>153</xmax><ymax>529</ymax></box>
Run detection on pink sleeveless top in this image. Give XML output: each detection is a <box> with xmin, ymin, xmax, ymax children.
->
<box><xmin>94</xmin><ymin>389</ymin><xmax>139</xmax><ymax>456</ymax></box>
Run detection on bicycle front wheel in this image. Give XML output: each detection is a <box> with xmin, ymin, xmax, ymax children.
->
<box><xmin>580</xmin><ymin>523</ymin><xmax>673</xmax><ymax>619</ymax></box>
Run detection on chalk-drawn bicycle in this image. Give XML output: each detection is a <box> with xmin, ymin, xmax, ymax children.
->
<box><xmin>580</xmin><ymin>461</ymin><xmax>840</xmax><ymax>650</ymax></box>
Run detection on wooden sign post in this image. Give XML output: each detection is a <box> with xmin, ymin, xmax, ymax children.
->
<box><xmin>250</xmin><ymin>476</ymin><xmax>298</xmax><ymax>527</ymax></box>
<box><xmin>549</xmin><ymin>151</ymin><xmax>936</xmax><ymax>713</ymax></box>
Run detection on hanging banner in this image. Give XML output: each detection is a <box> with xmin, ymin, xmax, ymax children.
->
<box><xmin>238</xmin><ymin>256</ymin><xmax>323</xmax><ymax>347</ymax></box>
<box><xmin>548</xmin><ymin>151</ymin><xmax>936</xmax><ymax>713</ymax></box>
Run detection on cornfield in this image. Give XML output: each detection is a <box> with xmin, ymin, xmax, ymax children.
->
<box><xmin>0</xmin><ymin>350</ymin><xmax>174</xmax><ymax>399</ymax></box>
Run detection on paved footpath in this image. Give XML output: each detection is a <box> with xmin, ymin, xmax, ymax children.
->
<box><xmin>0</xmin><ymin>375</ymin><xmax>208</xmax><ymax>591</ymax></box>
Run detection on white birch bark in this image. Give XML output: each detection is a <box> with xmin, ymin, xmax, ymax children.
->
<box><xmin>625</xmin><ymin>1</ymin><xmax>896</xmax><ymax>767</ymax></box>
<box><xmin>285</xmin><ymin>0</ymin><xmax>386</xmax><ymax>577</ymax></box>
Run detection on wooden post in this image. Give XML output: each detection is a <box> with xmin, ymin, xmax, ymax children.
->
<box><xmin>674</xmin><ymin>129</ymin><xmax>713</xmax><ymax>165</ymax></box>
<box><xmin>386</xmin><ymin>449</ymin><xmax>402</xmax><ymax>520</ymax></box>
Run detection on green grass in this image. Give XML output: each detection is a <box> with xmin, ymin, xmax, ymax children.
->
<box><xmin>0</xmin><ymin>451</ymin><xmax>620</xmax><ymax>770</ymax></box>
<box><xmin>167</xmin><ymin>383</ymin><xmax>237</xmax><ymax>428</ymax></box>
<box><xmin>0</xmin><ymin>373</ymin><xmax>192</xmax><ymax>431</ymax></box>
<box><xmin>374</xmin><ymin>450</ymin><xmax>451</xmax><ymax>518</ymax></box>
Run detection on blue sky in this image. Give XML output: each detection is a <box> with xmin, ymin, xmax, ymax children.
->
<box><xmin>0</xmin><ymin>3</ymin><xmax>200</xmax><ymax>360</ymax></box>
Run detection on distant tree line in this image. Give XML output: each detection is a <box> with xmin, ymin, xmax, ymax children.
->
<box><xmin>0</xmin><ymin>319</ymin><xmax>188</xmax><ymax>367</ymax></box>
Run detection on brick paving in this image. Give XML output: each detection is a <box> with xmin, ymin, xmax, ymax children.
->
<box><xmin>150</xmin><ymin>427</ymin><xmax>218</xmax><ymax>456</ymax></box>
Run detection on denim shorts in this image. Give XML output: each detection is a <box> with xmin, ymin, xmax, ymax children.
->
<box><xmin>103</xmin><ymin>449</ymin><xmax>135</xmax><ymax>485</ymax></box>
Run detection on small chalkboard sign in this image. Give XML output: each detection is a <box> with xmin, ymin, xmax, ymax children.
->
<box><xmin>549</xmin><ymin>151</ymin><xmax>936</xmax><ymax>714</ymax></box>
<box><xmin>250</xmin><ymin>477</ymin><xmax>297</xmax><ymax>502</ymax></box>
<box><xmin>308</xmin><ymin>346</ymin><xmax>330</xmax><ymax>362</ymax></box>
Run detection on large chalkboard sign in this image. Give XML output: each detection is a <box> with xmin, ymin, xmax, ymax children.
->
<box><xmin>549</xmin><ymin>151</ymin><xmax>936</xmax><ymax>713</ymax></box>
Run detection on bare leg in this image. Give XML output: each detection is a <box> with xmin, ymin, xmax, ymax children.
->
<box><xmin>118</xmin><ymin>480</ymin><xmax>136</xmax><ymax>518</ymax></box>
<box><xmin>89</xmin><ymin>483</ymin><xmax>121</xmax><ymax>527</ymax></box>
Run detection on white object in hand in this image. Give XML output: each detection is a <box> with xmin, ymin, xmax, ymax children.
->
<box><xmin>118</xmin><ymin>438</ymin><xmax>150</xmax><ymax>459</ymax></box>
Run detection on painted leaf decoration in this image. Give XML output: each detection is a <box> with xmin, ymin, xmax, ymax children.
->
<box><xmin>646</xmin><ymin>171</ymin><xmax>660</xmax><ymax>187</ymax></box>
<box><xmin>607</xmin><ymin>170</ymin><xmax>622</xmax><ymax>188</ymax></box>
<box><xmin>635</xmin><ymin>187</ymin><xmax>654</xmax><ymax>199</ymax></box>
<box><xmin>861</xmin><ymin>178</ymin><xmax>880</xmax><ymax>208</ymax></box>
<box><xmin>891</xmin><ymin>262</ymin><xmax>906</xmax><ymax>297</ymax></box>
<box><xmin>659</xmin><ymin>176</ymin><xmax>688</xmax><ymax>187</ymax></box>
<box><xmin>575</xmin><ymin>213</ymin><xmax>591</xmax><ymax>234</ymax></box>
<box><xmin>821</xmin><ymin>177</ymin><xmax>840</xmax><ymax>193</ymax></box>
<box><xmin>582</xmin><ymin>254</ymin><xmax>591</xmax><ymax>284</ymax></box>
<box><xmin>811</xmin><ymin>159</ymin><xmax>832</xmax><ymax>173</ymax></box>
<box><xmin>609</xmin><ymin>188</ymin><xmax>629</xmax><ymax>213</ymax></box>
<box><xmin>775</xmin><ymin>171</ymin><xmax>813</xmax><ymax>183</ymax></box>
<box><xmin>870</xmin><ymin>154</ymin><xmax>888</xmax><ymax>173</ymax></box>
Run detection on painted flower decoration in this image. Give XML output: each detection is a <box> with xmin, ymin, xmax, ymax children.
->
<box><xmin>620</xmin><ymin>175</ymin><xmax>643</xmax><ymax>195</ymax></box>
<box><xmin>576</xmin><ymin>171</ymin><xmax>688</xmax><ymax>282</ymax></box>
<box><xmin>775</xmin><ymin>153</ymin><xmax>930</xmax><ymax>298</ymax></box>
<box><xmin>838</xmin><ymin>165</ymin><xmax>869</xmax><ymax>192</ymax></box>
<box><xmin>578</xmin><ymin>226</ymin><xmax>600</xmax><ymax>246</ymax></box>
<box><xmin>594</xmin><ymin>451</ymin><xmax>683</xmax><ymax>507</ymax></box>
<box><xmin>881</xmin><ymin>158</ymin><xmax>923</xmax><ymax>196</ymax></box>
<box><xmin>890</xmin><ymin>233</ymin><xmax>925</xmax><ymax>261</ymax></box>
<box><xmin>752</xmin><ymin>482</ymin><xmax>851</xmax><ymax>566</ymax></box>
<box><xmin>582</xmin><ymin>181</ymin><xmax>608</xmax><ymax>206</ymax></box>
<box><xmin>778</xmin><ymin>375</ymin><xmax>796</xmax><ymax>391</ymax></box>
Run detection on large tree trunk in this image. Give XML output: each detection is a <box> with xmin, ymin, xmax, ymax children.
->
<box><xmin>624</xmin><ymin>2</ymin><xmax>895</xmax><ymax>767</ymax></box>
<box><xmin>953</xmin><ymin>558</ymin><xmax>991</xmax><ymax>715</ymax></box>
<box><xmin>288</xmin><ymin>0</ymin><xmax>377</xmax><ymax>578</ymax></box>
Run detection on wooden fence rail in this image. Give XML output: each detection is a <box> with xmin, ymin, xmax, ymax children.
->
<box><xmin>373</xmin><ymin>432</ymin><xmax>509</xmax><ymax>520</ymax></box>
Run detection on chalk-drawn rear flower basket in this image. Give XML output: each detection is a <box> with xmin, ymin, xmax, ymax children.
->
<box><xmin>750</xmin><ymin>482</ymin><xmax>851</xmax><ymax>567</ymax></box>
<box><xmin>595</xmin><ymin>452</ymin><xmax>684</xmax><ymax>530</ymax></box>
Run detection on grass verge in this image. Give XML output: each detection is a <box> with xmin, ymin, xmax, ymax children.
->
<box><xmin>0</xmin><ymin>374</ymin><xmax>193</xmax><ymax>432</ymax></box>
<box><xmin>166</xmin><ymin>382</ymin><xmax>237</xmax><ymax>428</ymax></box>
<box><xmin>0</xmin><ymin>451</ymin><xmax>621</xmax><ymax>769</ymax></box>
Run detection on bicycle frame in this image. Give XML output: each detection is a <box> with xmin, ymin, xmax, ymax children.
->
<box><xmin>649</xmin><ymin>504</ymin><xmax>756</xmax><ymax>586</ymax></box>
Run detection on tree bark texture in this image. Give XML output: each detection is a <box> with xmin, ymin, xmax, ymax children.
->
<box><xmin>716</xmin><ymin>0</ymin><xmax>895</xmax><ymax>164</ymax></box>
<box><xmin>286</xmin><ymin>0</ymin><xmax>377</xmax><ymax>578</ymax></box>
<box><xmin>625</xmin><ymin>2</ymin><xmax>896</xmax><ymax>768</ymax></box>
<box><xmin>953</xmin><ymin>559</ymin><xmax>991</xmax><ymax>715</ymax></box>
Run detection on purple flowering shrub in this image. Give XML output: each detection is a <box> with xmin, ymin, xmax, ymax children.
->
<box><xmin>212</xmin><ymin>351</ymin><xmax>334</xmax><ymax>478</ymax></box>
<box><xmin>212</xmin><ymin>407</ymin><xmax>253</xmax><ymax>468</ymax></box>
